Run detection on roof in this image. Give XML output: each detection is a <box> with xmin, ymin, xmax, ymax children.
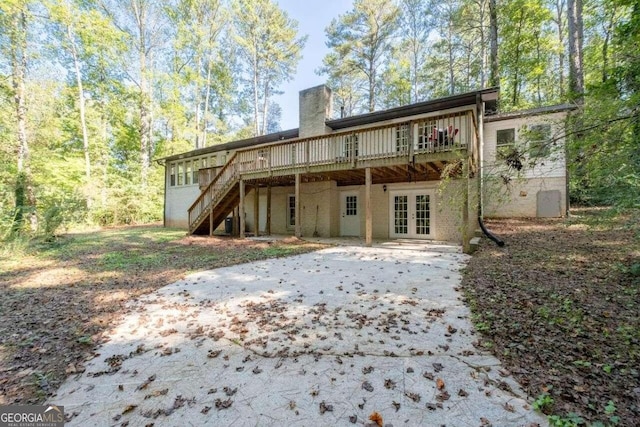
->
<box><xmin>484</xmin><ymin>103</ymin><xmax>577</xmax><ymax>122</ymax></box>
<box><xmin>159</xmin><ymin>128</ymin><xmax>299</xmax><ymax>162</ymax></box>
<box><xmin>158</xmin><ymin>87</ymin><xmax>500</xmax><ymax>163</ymax></box>
<box><xmin>326</xmin><ymin>87</ymin><xmax>499</xmax><ymax>130</ymax></box>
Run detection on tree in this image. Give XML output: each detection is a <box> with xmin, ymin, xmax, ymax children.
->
<box><xmin>489</xmin><ymin>0</ymin><xmax>499</xmax><ymax>87</ymax></box>
<box><xmin>499</xmin><ymin>0</ymin><xmax>552</xmax><ymax>109</ymax></box>
<box><xmin>0</xmin><ymin>0</ymin><xmax>37</xmax><ymax>233</ymax></box>
<box><xmin>232</xmin><ymin>0</ymin><xmax>306</xmax><ymax>136</ymax></box>
<box><xmin>167</xmin><ymin>0</ymin><xmax>225</xmax><ymax>149</ymax></box>
<box><xmin>47</xmin><ymin>0</ymin><xmax>122</xmax><ymax>207</ymax></box>
<box><xmin>398</xmin><ymin>0</ymin><xmax>431</xmax><ymax>102</ymax></box>
<box><xmin>322</xmin><ymin>0</ymin><xmax>400</xmax><ymax>113</ymax></box>
<box><xmin>99</xmin><ymin>0</ymin><xmax>168</xmax><ymax>188</ymax></box>
<box><xmin>567</xmin><ymin>0</ymin><xmax>584</xmax><ymax>103</ymax></box>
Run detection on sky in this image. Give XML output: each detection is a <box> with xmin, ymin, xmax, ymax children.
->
<box><xmin>273</xmin><ymin>0</ymin><xmax>353</xmax><ymax>130</ymax></box>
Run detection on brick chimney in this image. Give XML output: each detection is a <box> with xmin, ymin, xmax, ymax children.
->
<box><xmin>298</xmin><ymin>85</ymin><xmax>333</xmax><ymax>138</ymax></box>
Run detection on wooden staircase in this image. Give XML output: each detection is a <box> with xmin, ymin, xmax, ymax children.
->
<box><xmin>188</xmin><ymin>153</ymin><xmax>240</xmax><ymax>235</ymax></box>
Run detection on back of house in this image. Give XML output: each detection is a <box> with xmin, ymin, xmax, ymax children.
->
<box><xmin>160</xmin><ymin>85</ymin><xmax>574</xmax><ymax>249</ymax></box>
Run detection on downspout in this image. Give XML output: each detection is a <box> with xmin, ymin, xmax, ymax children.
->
<box><xmin>156</xmin><ymin>158</ymin><xmax>167</xmax><ymax>227</ymax></box>
<box><xmin>476</xmin><ymin>93</ymin><xmax>505</xmax><ymax>247</ymax></box>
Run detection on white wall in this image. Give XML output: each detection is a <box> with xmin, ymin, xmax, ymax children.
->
<box><xmin>482</xmin><ymin>112</ymin><xmax>568</xmax><ymax>217</ymax></box>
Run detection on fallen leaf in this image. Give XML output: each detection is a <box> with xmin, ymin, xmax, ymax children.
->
<box><xmin>122</xmin><ymin>405</ymin><xmax>137</xmax><ymax>415</ymax></box>
<box><xmin>214</xmin><ymin>398</ymin><xmax>232</xmax><ymax>410</ymax></box>
<box><xmin>319</xmin><ymin>401</ymin><xmax>333</xmax><ymax>414</ymax></box>
<box><xmin>136</xmin><ymin>375</ymin><xmax>156</xmax><ymax>391</ymax></box>
<box><xmin>436</xmin><ymin>378</ymin><xmax>445</xmax><ymax>390</ymax></box>
<box><xmin>362</xmin><ymin>381</ymin><xmax>374</xmax><ymax>392</ymax></box>
<box><xmin>369</xmin><ymin>411</ymin><xmax>383</xmax><ymax>427</ymax></box>
<box><xmin>405</xmin><ymin>392</ymin><xmax>421</xmax><ymax>402</ymax></box>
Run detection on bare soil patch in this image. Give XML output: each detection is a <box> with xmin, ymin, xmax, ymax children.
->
<box><xmin>0</xmin><ymin>226</ymin><xmax>324</xmax><ymax>404</ymax></box>
<box><xmin>461</xmin><ymin>209</ymin><xmax>640</xmax><ymax>426</ymax></box>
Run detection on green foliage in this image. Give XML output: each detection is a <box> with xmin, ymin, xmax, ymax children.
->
<box><xmin>533</xmin><ymin>392</ymin><xmax>555</xmax><ymax>412</ymax></box>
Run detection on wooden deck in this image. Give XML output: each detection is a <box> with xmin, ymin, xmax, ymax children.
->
<box><xmin>188</xmin><ymin>110</ymin><xmax>478</xmax><ymax>235</ymax></box>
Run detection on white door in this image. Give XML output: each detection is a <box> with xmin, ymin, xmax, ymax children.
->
<box><xmin>340</xmin><ymin>192</ymin><xmax>360</xmax><ymax>236</ymax></box>
<box><xmin>389</xmin><ymin>190</ymin><xmax>434</xmax><ymax>239</ymax></box>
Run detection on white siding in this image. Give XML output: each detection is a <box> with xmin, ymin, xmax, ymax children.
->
<box><xmin>482</xmin><ymin>112</ymin><xmax>568</xmax><ymax>217</ymax></box>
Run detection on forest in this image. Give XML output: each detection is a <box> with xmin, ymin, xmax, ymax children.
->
<box><xmin>1</xmin><ymin>0</ymin><xmax>638</xmax><ymax>239</ymax></box>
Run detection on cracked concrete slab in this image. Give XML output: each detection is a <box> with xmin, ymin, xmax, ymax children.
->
<box><xmin>53</xmin><ymin>244</ymin><xmax>547</xmax><ymax>426</ymax></box>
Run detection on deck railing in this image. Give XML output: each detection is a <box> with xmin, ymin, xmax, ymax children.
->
<box><xmin>189</xmin><ymin>110</ymin><xmax>474</xmax><ymax>231</ymax></box>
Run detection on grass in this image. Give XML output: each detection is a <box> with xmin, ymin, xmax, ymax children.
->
<box><xmin>0</xmin><ymin>225</ymin><xmax>325</xmax><ymax>405</ymax></box>
<box><xmin>461</xmin><ymin>207</ymin><xmax>640</xmax><ymax>426</ymax></box>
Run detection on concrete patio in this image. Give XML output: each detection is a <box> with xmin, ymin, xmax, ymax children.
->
<box><xmin>53</xmin><ymin>243</ymin><xmax>546</xmax><ymax>426</ymax></box>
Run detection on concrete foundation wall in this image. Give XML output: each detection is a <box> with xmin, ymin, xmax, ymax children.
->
<box><xmin>483</xmin><ymin>176</ymin><xmax>567</xmax><ymax>218</ymax></box>
<box><xmin>165</xmin><ymin>185</ymin><xmax>201</xmax><ymax>228</ymax></box>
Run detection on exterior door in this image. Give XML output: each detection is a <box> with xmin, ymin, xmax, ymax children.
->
<box><xmin>340</xmin><ymin>192</ymin><xmax>360</xmax><ymax>236</ymax></box>
<box><xmin>389</xmin><ymin>190</ymin><xmax>434</xmax><ymax>239</ymax></box>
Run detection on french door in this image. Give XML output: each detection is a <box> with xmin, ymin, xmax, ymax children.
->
<box><xmin>389</xmin><ymin>190</ymin><xmax>434</xmax><ymax>239</ymax></box>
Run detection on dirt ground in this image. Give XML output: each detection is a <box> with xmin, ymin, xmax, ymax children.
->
<box><xmin>461</xmin><ymin>209</ymin><xmax>640</xmax><ymax>426</ymax></box>
<box><xmin>0</xmin><ymin>226</ymin><xmax>324</xmax><ymax>405</ymax></box>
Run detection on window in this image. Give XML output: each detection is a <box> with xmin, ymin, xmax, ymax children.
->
<box><xmin>177</xmin><ymin>162</ymin><xmax>184</xmax><ymax>185</ymax></box>
<box><xmin>345</xmin><ymin>195</ymin><xmax>357</xmax><ymax>216</ymax></box>
<box><xmin>415</xmin><ymin>194</ymin><xmax>430</xmax><ymax>235</ymax></box>
<box><xmin>170</xmin><ymin>163</ymin><xmax>176</xmax><ymax>186</ymax></box>
<box><xmin>288</xmin><ymin>195</ymin><xmax>296</xmax><ymax>228</ymax></box>
<box><xmin>185</xmin><ymin>160</ymin><xmax>192</xmax><ymax>185</ymax></box>
<box><xmin>396</xmin><ymin>124</ymin><xmax>410</xmax><ymax>152</ymax></box>
<box><xmin>526</xmin><ymin>124</ymin><xmax>552</xmax><ymax>158</ymax></box>
<box><xmin>192</xmin><ymin>159</ymin><xmax>199</xmax><ymax>183</ymax></box>
<box><xmin>496</xmin><ymin>128</ymin><xmax>516</xmax><ymax>148</ymax></box>
<box><xmin>394</xmin><ymin>195</ymin><xmax>408</xmax><ymax>234</ymax></box>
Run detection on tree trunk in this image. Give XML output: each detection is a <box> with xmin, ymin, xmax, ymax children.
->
<box><xmin>448</xmin><ymin>23</ymin><xmax>455</xmax><ymax>95</ymax></box>
<box><xmin>554</xmin><ymin>0</ymin><xmax>565</xmax><ymax>98</ymax></box>
<box><xmin>368</xmin><ymin>61</ymin><xmax>375</xmax><ymax>112</ymax></box>
<box><xmin>194</xmin><ymin>54</ymin><xmax>201</xmax><ymax>149</ymax></box>
<box><xmin>262</xmin><ymin>80</ymin><xmax>269</xmax><ymax>136</ymax></box>
<box><xmin>11</xmin><ymin>9</ymin><xmax>37</xmax><ymax>233</ymax></box>
<box><xmin>68</xmin><ymin>23</ymin><xmax>92</xmax><ymax>208</ymax></box>
<box><xmin>567</xmin><ymin>0</ymin><xmax>584</xmax><ymax>104</ymax></box>
<box><xmin>252</xmin><ymin>48</ymin><xmax>259</xmax><ymax>137</ymax></box>
<box><xmin>489</xmin><ymin>0</ymin><xmax>499</xmax><ymax>87</ymax></box>
<box><xmin>139</xmin><ymin>48</ymin><xmax>150</xmax><ymax>188</ymax></box>
<box><xmin>202</xmin><ymin>57</ymin><xmax>212</xmax><ymax>146</ymax></box>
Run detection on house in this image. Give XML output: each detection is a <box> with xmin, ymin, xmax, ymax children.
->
<box><xmin>160</xmin><ymin>85</ymin><xmax>574</xmax><ymax>252</ymax></box>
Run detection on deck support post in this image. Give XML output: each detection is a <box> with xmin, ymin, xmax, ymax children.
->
<box><xmin>266</xmin><ymin>183</ymin><xmax>272</xmax><ymax>235</ymax></box>
<box><xmin>239</xmin><ymin>179</ymin><xmax>245</xmax><ymax>239</ymax></box>
<box><xmin>253</xmin><ymin>185</ymin><xmax>259</xmax><ymax>237</ymax></box>
<box><xmin>209</xmin><ymin>194</ymin><xmax>214</xmax><ymax>236</ymax></box>
<box><xmin>462</xmin><ymin>158</ymin><xmax>471</xmax><ymax>254</ymax></box>
<box><xmin>295</xmin><ymin>173</ymin><xmax>301</xmax><ymax>238</ymax></box>
<box><xmin>365</xmin><ymin>167</ymin><xmax>372</xmax><ymax>246</ymax></box>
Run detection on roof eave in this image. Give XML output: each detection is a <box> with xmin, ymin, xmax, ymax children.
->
<box><xmin>326</xmin><ymin>87</ymin><xmax>499</xmax><ymax>130</ymax></box>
